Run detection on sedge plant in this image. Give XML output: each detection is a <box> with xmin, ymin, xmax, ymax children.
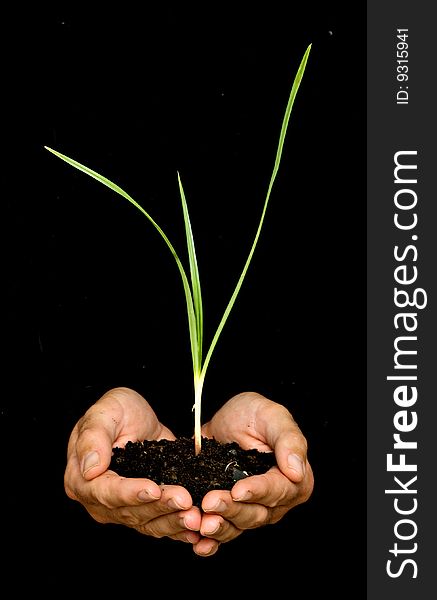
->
<box><xmin>45</xmin><ymin>44</ymin><xmax>311</xmax><ymax>455</ymax></box>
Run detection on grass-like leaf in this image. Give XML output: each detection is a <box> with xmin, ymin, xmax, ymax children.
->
<box><xmin>44</xmin><ymin>43</ymin><xmax>312</xmax><ymax>454</ymax></box>
<box><xmin>200</xmin><ymin>43</ymin><xmax>312</xmax><ymax>380</ymax></box>
<box><xmin>177</xmin><ymin>172</ymin><xmax>203</xmax><ymax>371</ymax></box>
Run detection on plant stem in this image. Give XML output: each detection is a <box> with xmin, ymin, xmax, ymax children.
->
<box><xmin>193</xmin><ymin>373</ymin><xmax>205</xmax><ymax>455</ymax></box>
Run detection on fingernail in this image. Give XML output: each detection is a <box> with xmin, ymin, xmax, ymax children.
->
<box><xmin>138</xmin><ymin>489</ymin><xmax>161</xmax><ymax>501</ymax></box>
<box><xmin>203</xmin><ymin>499</ymin><xmax>227</xmax><ymax>513</ymax></box>
<box><xmin>82</xmin><ymin>451</ymin><xmax>100</xmax><ymax>475</ymax></box>
<box><xmin>167</xmin><ymin>498</ymin><xmax>188</xmax><ymax>510</ymax></box>
<box><xmin>233</xmin><ymin>490</ymin><xmax>252</xmax><ymax>502</ymax></box>
<box><xmin>287</xmin><ymin>453</ymin><xmax>305</xmax><ymax>478</ymax></box>
<box><xmin>204</xmin><ymin>521</ymin><xmax>221</xmax><ymax>536</ymax></box>
<box><xmin>183</xmin><ymin>517</ymin><xmax>199</xmax><ymax>531</ymax></box>
<box><xmin>199</xmin><ymin>541</ymin><xmax>217</xmax><ymax>556</ymax></box>
<box><xmin>186</xmin><ymin>531</ymin><xmax>200</xmax><ymax>544</ymax></box>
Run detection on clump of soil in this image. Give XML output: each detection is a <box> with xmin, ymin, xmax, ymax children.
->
<box><xmin>110</xmin><ymin>437</ymin><xmax>277</xmax><ymax>507</ymax></box>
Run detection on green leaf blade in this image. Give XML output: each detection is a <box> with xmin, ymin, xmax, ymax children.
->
<box><xmin>200</xmin><ymin>43</ymin><xmax>312</xmax><ymax>381</ymax></box>
<box><xmin>44</xmin><ymin>146</ymin><xmax>200</xmax><ymax>377</ymax></box>
<box><xmin>177</xmin><ymin>172</ymin><xmax>203</xmax><ymax>372</ymax></box>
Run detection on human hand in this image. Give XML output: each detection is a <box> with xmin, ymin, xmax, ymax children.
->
<box><xmin>194</xmin><ymin>391</ymin><xmax>314</xmax><ymax>556</ymax></box>
<box><xmin>64</xmin><ymin>387</ymin><xmax>202</xmax><ymax>544</ymax></box>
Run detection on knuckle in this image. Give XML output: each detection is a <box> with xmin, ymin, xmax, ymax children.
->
<box><xmin>266</xmin><ymin>507</ymin><xmax>287</xmax><ymax>525</ymax></box>
<box><xmin>77</xmin><ymin>413</ymin><xmax>94</xmax><ymax>436</ymax></box>
<box><xmin>247</xmin><ymin>505</ymin><xmax>269</xmax><ymax>529</ymax></box>
<box><xmin>300</xmin><ymin>470</ymin><xmax>315</xmax><ymax>503</ymax></box>
<box><xmin>116</xmin><ymin>506</ymin><xmax>142</xmax><ymax>527</ymax></box>
<box><xmin>139</xmin><ymin>521</ymin><xmax>166</xmax><ymax>538</ymax></box>
<box><xmin>262</xmin><ymin>471</ymin><xmax>291</xmax><ymax>507</ymax></box>
<box><xmin>270</xmin><ymin>485</ymin><xmax>291</xmax><ymax>508</ymax></box>
<box><xmin>93</xmin><ymin>487</ymin><xmax>111</xmax><ymax>508</ymax></box>
<box><xmin>64</xmin><ymin>483</ymin><xmax>79</xmax><ymax>501</ymax></box>
<box><xmin>290</xmin><ymin>431</ymin><xmax>308</xmax><ymax>455</ymax></box>
<box><xmin>91</xmin><ymin>512</ymin><xmax>111</xmax><ymax>525</ymax></box>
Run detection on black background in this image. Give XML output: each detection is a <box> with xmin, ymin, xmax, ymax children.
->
<box><xmin>3</xmin><ymin>3</ymin><xmax>365</xmax><ymax>595</ymax></box>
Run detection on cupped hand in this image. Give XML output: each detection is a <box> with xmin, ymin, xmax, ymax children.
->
<box><xmin>193</xmin><ymin>391</ymin><xmax>314</xmax><ymax>556</ymax></box>
<box><xmin>64</xmin><ymin>387</ymin><xmax>202</xmax><ymax>544</ymax></box>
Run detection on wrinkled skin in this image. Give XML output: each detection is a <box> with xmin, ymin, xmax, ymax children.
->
<box><xmin>65</xmin><ymin>387</ymin><xmax>314</xmax><ymax>557</ymax></box>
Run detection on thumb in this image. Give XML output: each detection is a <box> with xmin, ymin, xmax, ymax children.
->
<box><xmin>261</xmin><ymin>404</ymin><xmax>308</xmax><ymax>483</ymax></box>
<box><xmin>274</xmin><ymin>429</ymin><xmax>308</xmax><ymax>483</ymax></box>
<box><xmin>75</xmin><ymin>414</ymin><xmax>118</xmax><ymax>480</ymax></box>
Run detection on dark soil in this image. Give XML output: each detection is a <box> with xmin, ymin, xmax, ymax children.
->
<box><xmin>110</xmin><ymin>437</ymin><xmax>277</xmax><ymax>507</ymax></box>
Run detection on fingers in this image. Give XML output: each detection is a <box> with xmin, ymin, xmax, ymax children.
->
<box><xmin>192</xmin><ymin>538</ymin><xmax>221</xmax><ymax>557</ymax></box>
<box><xmin>73</xmin><ymin>473</ymin><xmax>194</xmax><ymax>515</ymax></box>
<box><xmin>202</xmin><ymin>489</ymin><xmax>271</xmax><ymax>532</ymax></box>
<box><xmin>74</xmin><ymin>472</ymin><xmax>163</xmax><ymax>509</ymax></box>
<box><xmin>199</xmin><ymin>465</ymin><xmax>314</xmax><ymax>538</ymax></box>
<box><xmin>232</xmin><ymin>465</ymin><xmax>314</xmax><ymax>511</ymax></box>
<box><xmin>113</xmin><ymin>493</ymin><xmax>202</xmax><ymax>544</ymax></box>
<box><xmin>136</xmin><ymin>505</ymin><xmax>202</xmax><ymax>540</ymax></box>
<box><xmin>93</xmin><ymin>500</ymin><xmax>202</xmax><ymax>544</ymax></box>
<box><xmin>68</xmin><ymin>471</ymin><xmax>203</xmax><ymax>540</ymax></box>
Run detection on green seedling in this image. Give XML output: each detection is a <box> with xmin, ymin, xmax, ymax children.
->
<box><xmin>45</xmin><ymin>44</ymin><xmax>311</xmax><ymax>455</ymax></box>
